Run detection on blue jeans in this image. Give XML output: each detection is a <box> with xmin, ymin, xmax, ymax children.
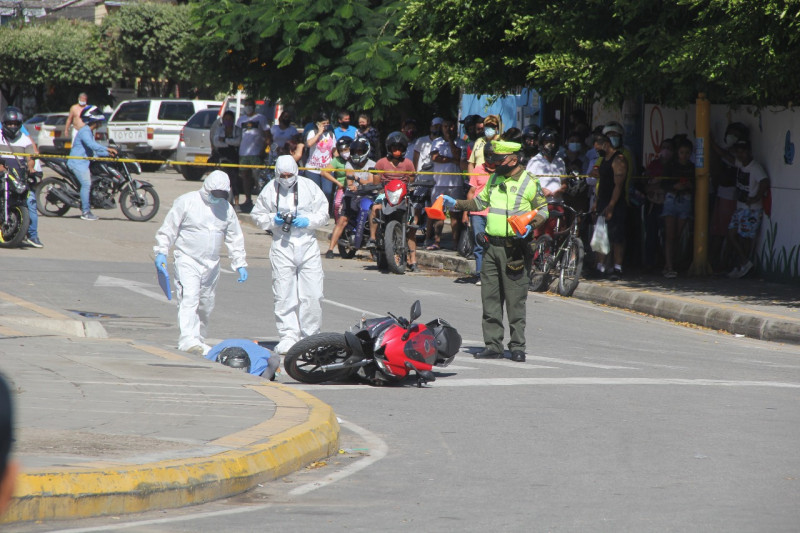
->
<box><xmin>27</xmin><ymin>191</ymin><xmax>38</xmax><ymax>240</ymax></box>
<box><xmin>68</xmin><ymin>163</ymin><xmax>92</xmax><ymax>212</ymax></box>
<box><xmin>470</xmin><ymin>214</ymin><xmax>487</xmax><ymax>274</ymax></box>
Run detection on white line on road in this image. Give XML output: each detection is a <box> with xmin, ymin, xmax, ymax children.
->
<box><xmin>292</xmin><ymin>377</ymin><xmax>800</xmax><ymax>391</ymax></box>
<box><xmin>47</xmin><ymin>419</ymin><xmax>388</xmax><ymax>533</ymax></box>
<box><xmin>322</xmin><ymin>298</ymin><xmax>382</xmax><ymax>317</ymax></box>
<box><xmin>94</xmin><ymin>275</ymin><xmax>171</xmax><ymax>303</ymax></box>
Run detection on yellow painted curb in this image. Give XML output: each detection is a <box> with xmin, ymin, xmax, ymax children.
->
<box><xmin>2</xmin><ymin>383</ymin><xmax>339</xmax><ymax>524</ymax></box>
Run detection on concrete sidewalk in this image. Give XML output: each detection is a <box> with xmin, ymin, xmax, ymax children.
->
<box><xmin>0</xmin><ymin>293</ymin><xmax>339</xmax><ymax>525</ymax></box>
<box><xmin>311</xmin><ymin>222</ymin><xmax>800</xmax><ymax>345</ymax></box>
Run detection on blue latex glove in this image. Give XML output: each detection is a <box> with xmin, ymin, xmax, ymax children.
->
<box><xmin>292</xmin><ymin>216</ymin><xmax>310</xmax><ymax>228</ymax></box>
<box><xmin>441</xmin><ymin>195</ymin><xmax>456</xmax><ymax>210</ymax></box>
<box><xmin>514</xmin><ymin>225</ymin><xmax>532</xmax><ymax>239</ymax></box>
<box><xmin>237</xmin><ymin>267</ymin><xmax>248</xmax><ymax>283</ymax></box>
<box><xmin>155</xmin><ymin>253</ymin><xmax>167</xmax><ymax>272</ymax></box>
<box><xmin>274</xmin><ymin>213</ymin><xmax>285</xmax><ymax>225</ymax></box>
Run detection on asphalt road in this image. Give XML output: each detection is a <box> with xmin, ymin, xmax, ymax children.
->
<box><xmin>5</xmin><ymin>168</ymin><xmax>800</xmax><ymax>532</ymax></box>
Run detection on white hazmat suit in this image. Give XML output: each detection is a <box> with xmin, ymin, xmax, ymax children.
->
<box><xmin>154</xmin><ymin>171</ymin><xmax>247</xmax><ymax>353</ymax></box>
<box><xmin>251</xmin><ymin>156</ymin><xmax>329</xmax><ymax>354</ymax></box>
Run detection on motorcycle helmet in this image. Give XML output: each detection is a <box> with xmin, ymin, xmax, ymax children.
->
<box><xmin>1</xmin><ymin>106</ymin><xmax>24</xmax><ymax>140</ymax></box>
<box><xmin>336</xmin><ymin>135</ymin><xmax>353</xmax><ymax>155</ymax></box>
<box><xmin>384</xmin><ymin>131</ymin><xmax>409</xmax><ymax>156</ymax></box>
<box><xmin>537</xmin><ymin>127</ymin><xmax>559</xmax><ymax>159</ymax></box>
<box><xmin>384</xmin><ymin>179</ymin><xmax>407</xmax><ymax>207</ymax></box>
<box><xmin>80</xmin><ymin>105</ymin><xmax>106</xmax><ymax>125</ymax></box>
<box><xmin>217</xmin><ymin>346</ymin><xmax>251</xmax><ymax>373</ymax></box>
<box><xmin>349</xmin><ymin>138</ymin><xmax>370</xmax><ymax>165</ymax></box>
<box><xmin>565</xmin><ymin>176</ymin><xmax>588</xmax><ymax>197</ymax></box>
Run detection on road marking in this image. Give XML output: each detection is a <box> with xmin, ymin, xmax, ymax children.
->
<box><xmin>0</xmin><ymin>289</ymin><xmax>71</xmax><ymax>319</ymax></box>
<box><xmin>321</xmin><ymin>298</ymin><xmax>381</xmax><ymax>317</ymax></box>
<box><xmin>47</xmin><ymin>419</ymin><xmax>387</xmax><ymax>533</ymax></box>
<box><xmin>292</xmin><ymin>377</ymin><xmax>800</xmax><ymax>391</ymax></box>
<box><xmin>94</xmin><ymin>275</ymin><xmax>172</xmax><ymax>303</ymax></box>
<box><xmin>459</xmin><ymin>340</ymin><xmax>635</xmax><ymax>370</ymax></box>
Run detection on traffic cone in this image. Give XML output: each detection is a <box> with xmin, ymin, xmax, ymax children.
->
<box><xmin>507</xmin><ymin>209</ymin><xmax>539</xmax><ymax>235</ymax></box>
<box><xmin>425</xmin><ymin>195</ymin><xmax>447</xmax><ymax>220</ymax></box>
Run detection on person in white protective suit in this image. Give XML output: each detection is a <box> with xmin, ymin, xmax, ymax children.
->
<box><xmin>251</xmin><ymin>155</ymin><xmax>329</xmax><ymax>354</ymax></box>
<box><xmin>153</xmin><ymin>170</ymin><xmax>248</xmax><ymax>355</ymax></box>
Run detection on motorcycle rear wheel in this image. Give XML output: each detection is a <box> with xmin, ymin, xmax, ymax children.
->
<box><xmin>284</xmin><ymin>333</ymin><xmax>354</xmax><ymax>384</ymax></box>
<box><xmin>120</xmin><ymin>185</ymin><xmax>159</xmax><ymax>222</ymax></box>
<box><xmin>529</xmin><ymin>235</ymin><xmax>554</xmax><ymax>292</ymax></box>
<box><xmin>383</xmin><ymin>220</ymin><xmax>407</xmax><ymax>274</ymax></box>
<box><xmin>0</xmin><ymin>205</ymin><xmax>29</xmax><ymax>248</ymax></box>
<box><xmin>337</xmin><ymin>232</ymin><xmax>358</xmax><ymax>259</ymax></box>
<box><xmin>35</xmin><ymin>177</ymin><xmax>71</xmax><ymax>217</ymax></box>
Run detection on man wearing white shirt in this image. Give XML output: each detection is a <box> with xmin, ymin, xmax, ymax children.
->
<box><xmin>526</xmin><ymin>128</ymin><xmax>566</xmax><ymax>239</ymax></box>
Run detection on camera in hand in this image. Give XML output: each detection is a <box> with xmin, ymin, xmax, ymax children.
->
<box><xmin>280</xmin><ymin>211</ymin><xmax>295</xmax><ymax>233</ymax></box>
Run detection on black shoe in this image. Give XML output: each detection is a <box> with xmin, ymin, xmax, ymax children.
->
<box><xmin>510</xmin><ymin>351</ymin><xmax>526</xmax><ymax>362</ymax></box>
<box><xmin>608</xmin><ymin>267</ymin><xmax>622</xmax><ymax>281</ymax></box>
<box><xmin>474</xmin><ymin>348</ymin><xmax>502</xmax><ymax>359</ymax></box>
<box><xmin>366</xmin><ymin>239</ymin><xmax>376</xmax><ymax>249</ymax></box>
<box><xmin>325</xmin><ymin>250</ymin><xmax>335</xmax><ymax>259</ymax></box>
<box><xmin>239</xmin><ymin>200</ymin><xmax>254</xmax><ymax>213</ymax></box>
<box><xmin>407</xmin><ymin>263</ymin><xmax>419</xmax><ymax>272</ymax></box>
<box><xmin>23</xmin><ymin>236</ymin><xmax>43</xmax><ymax>248</ymax></box>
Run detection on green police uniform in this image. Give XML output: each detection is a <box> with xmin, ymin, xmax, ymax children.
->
<box><xmin>455</xmin><ymin>141</ymin><xmax>548</xmax><ymax>357</ymax></box>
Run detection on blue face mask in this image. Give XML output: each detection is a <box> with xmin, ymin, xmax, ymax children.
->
<box><xmin>484</xmin><ymin>127</ymin><xmax>497</xmax><ymax>138</ymax></box>
<box><xmin>208</xmin><ymin>195</ymin><xmax>224</xmax><ymax>205</ymax></box>
<box><xmin>568</xmin><ymin>142</ymin><xmax>582</xmax><ymax>152</ymax></box>
<box><xmin>609</xmin><ymin>136</ymin><xmax>622</xmax><ymax>148</ymax></box>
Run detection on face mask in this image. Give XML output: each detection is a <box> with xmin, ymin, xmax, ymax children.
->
<box><xmin>340</xmin><ymin>121</ymin><xmax>350</xmax><ymax>129</ymax></box>
<box><xmin>484</xmin><ymin>127</ymin><xmax>497</xmax><ymax>138</ymax></box>
<box><xmin>78</xmin><ymin>100</ymin><xmax>87</xmax><ymax>106</ymax></box>
<box><xmin>278</xmin><ymin>174</ymin><xmax>297</xmax><ymax>190</ymax></box>
<box><xmin>568</xmin><ymin>142</ymin><xmax>582</xmax><ymax>153</ymax></box>
<box><xmin>340</xmin><ymin>151</ymin><xmax>350</xmax><ymax>159</ymax></box>
<box><xmin>359</xmin><ymin>124</ymin><xmax>368</xmax><ymax>131</ymax></box>
<box><xmin>724</xmin><ymin>134</ymin><xmax>737</xmax><ymax>148</ymax></box>
<box><xmin>243</xmin><ymin>106</ymin><xmax>254</xmax><ymax>115</ymax></box>
<box><xmin>597</xmin><ymin>149</ymin><xmax>607</xmax><ymax>158</ymax></box>
<box><xmin>495</xmin><ymin>161</ymin><xmax>515</xmax><ymax>175</ymax></box>
<box><xmin>208</xmin><ymin>195</ymin><xmax>224</xmax><ymax>205</ymax></box>
<box><xmin>609</xmin><ymin>136</ymin><xmax>622</xmax><ymax>148</ymax></box>
<box><xmin>391</xmin><ymin>150</ymin><xmax>403</xmax><ymax>159</ymax></box>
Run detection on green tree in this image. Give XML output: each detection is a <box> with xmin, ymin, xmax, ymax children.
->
<box><xmin>0</xmin><ymin>19</ymin><xmax>111</xmax><ymax>107</ymax></box>
<box><xmin>192</xmin><ymin>0</ymin><xmax>429</xmax><ymax>118</ymax></box>
<box><xmin>101</xmin><ymin>2</ymin><xmax>205</xmax><ymax>97</ymax></box>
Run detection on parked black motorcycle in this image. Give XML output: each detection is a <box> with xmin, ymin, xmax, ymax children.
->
<box><xmin>337</xmin><ymin>184</ymin><xmax>381</xmax><ymax>259</ymax></box>
<box><xmin>373</xmin><ymin>180</ymin><xmax>432</xmax><ymax>274</ymax></box>
<box><xmin>0</xmin><ymin>168</ymin><xmax>29</xmax><ymax>248</ymax></box>
<box><xmin>36</xmin><ymin>152</ymin><xmax>159</xmax><ymax>222</ymax></box>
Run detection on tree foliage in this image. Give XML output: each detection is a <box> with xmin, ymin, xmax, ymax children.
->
<box><xmin>101</xmin><ymin>3</ymin><xmax>201</xmax><ymax>96</ymax></box>
<box><xmin>398</xmin><ymin>0</ymin><xmax>800</xmax><ymax>107</ymax></box>
<box><xmin>192</xmin><ymin>0</ymin><xmax>424</xmax><ymax>118</ymax></box>
<box><xmin>0</xmin><ymin>19</ymin><xmax>111</xmax><ymax>105</ymax></box>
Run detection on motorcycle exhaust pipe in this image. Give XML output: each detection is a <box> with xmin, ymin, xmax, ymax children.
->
<box><xmin>319</xmin><ymin>359</ymin><xmax>370</xmax><ymax>372</ymax></box>
<box><xmin>48</xmin><ymin>185</ymin><xmax>80</xmax><ymax>207</ymax></box>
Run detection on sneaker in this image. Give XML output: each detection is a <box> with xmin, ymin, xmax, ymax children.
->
<box><xmin>727</xmin><ymin>266</ymin><xmax>742</xmax><ymax>279</ymax></box>
<box><xmin>475</xmin><ymin>278</ymin><xmax>481</xmax><ymax>286</ymax></box>
<box><xmin>81</xmin><ymin>211</ymin><xmax>98</xmax><ymax>221</ymax></box>
<box><xmin>608</xmin><ymin>267</ymin><xmax>622</xmax><ymax>281</ymax></box>
<box><xmin>325</xmin><ymin>250</ymin><xmax>335</xmax><ymax>259</ymax></box>
<box><xmin>366</xmin><ymin>239</ymin><xmax>376</xmax><ymax>249</ymax></box>
<box><xmin>407</xmin><ymin>263</ymin><xmax>419</xmax><ymax>272</ymax></box>
<box><xmin>23</xmin><ymin>236</ymin><xmax>43</xmax><ymax>248</ymax></box>
<box><xmin>734</xmin><ymin>260</ymin><xmax>753</xmax><ymax>279</ymax></box>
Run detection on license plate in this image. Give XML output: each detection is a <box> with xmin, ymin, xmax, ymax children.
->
<box><xmin>193</xmin><ymin>155</ymin><xmax>208</xmax><ymax>163</ymax></box>
<box><xmin>112</xmin><ymin>129</ymin><xmax>147</xmax><ymax>142</ymax></box>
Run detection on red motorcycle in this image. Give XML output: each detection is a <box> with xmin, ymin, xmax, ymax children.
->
<box><xmin>373</xmin><ymin>179</ymin><xmax>432</xmax><ymax>274</ymax></box>
<box><xmin>284</xmin><ymin>300</ymin><xmax>461</xmax><ymax>386</ymax></box>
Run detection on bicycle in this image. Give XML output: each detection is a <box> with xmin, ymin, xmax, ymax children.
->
<box><xmin>529</xmin><ymin>200</ymin><xmax>586</xmax><ymax>296</ymax></box>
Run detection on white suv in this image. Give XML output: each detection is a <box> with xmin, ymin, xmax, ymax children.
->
<box><xmin>107</xmin><ymin>99</ymin><xmax>220</xmax><ymax>171</ymax></box>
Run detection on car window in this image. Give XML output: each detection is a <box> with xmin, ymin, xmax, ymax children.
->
<box><xmin>112</xmin><ymin>101</ymin><xmax>149</xmax><ymax>122</ymax></box>
<box><xmin>185</xmin><ymin>110</ymin><xmax>218</xmax><ymax>129</ymax></box>
<box><xmin>44</xmin><ymin>115</ymin><xmax>67</xmax><ymax>125</ymax></box>
<box><xmin>157</xmin><ymin>102</ymin><xmax>196</xmax><ymax>121</ymax></box>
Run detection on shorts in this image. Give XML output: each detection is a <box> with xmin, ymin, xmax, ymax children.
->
<box><xmin>597</xmin><ymin>202</ymin><xmax>627</xmax><ymax>245</ymax></box>
<box><xmin>660</xmin><ymin>193</ymin><xmax>692</xmax><ymax>219</ymax></box>
<box><xmin>710</xmin><ymin>196</ymin><xmax>736</xmax><ymax>237</ymax></box>
<box><xmin>728</xmin><ymin>208</ymin><xmax>762</xmax><ymax>239</ymax></box>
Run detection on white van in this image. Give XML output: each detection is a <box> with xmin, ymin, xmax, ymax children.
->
<box><xmin>107</xmin><ymin>99</ymin><xmax>220</xmax><ymax>171</ymax></box>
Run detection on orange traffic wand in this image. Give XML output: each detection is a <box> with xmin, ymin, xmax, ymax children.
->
<box><xmin>507</xmin><ymin>209</ymin><xmax>539</xmax><ymax>236</ymax></box>
<box><xmin>425</xmin><ymin>195</ymin><xmax>447</xmax><ymax>220</ymax></box>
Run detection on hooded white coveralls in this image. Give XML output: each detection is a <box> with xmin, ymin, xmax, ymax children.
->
<box><xmin>251</xmin><ymin>156</ymin><xmax>329</xmax><ymax>354</ymax></box>
<box><xmin>154</xmin><ymin>171</ymin><xmax>247</xmax><ymax>352</ymax></box>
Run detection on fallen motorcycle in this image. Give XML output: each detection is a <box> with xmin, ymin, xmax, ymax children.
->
<box><xmin>284</xmin><ymin>300</ymin><xmax>461</xmax><ymax>386</ymax></box>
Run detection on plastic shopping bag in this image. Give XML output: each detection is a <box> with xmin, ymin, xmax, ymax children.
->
<box><xmin>590</xmin><ymin>216</ymin><xmax>610</xmax><ymax>255</ymax></box>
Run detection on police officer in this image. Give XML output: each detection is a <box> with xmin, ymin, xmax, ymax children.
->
<box><xmin>440</xmin><ymin>140</ymin><xmax>547</xmax><ymax>362</ymax></box>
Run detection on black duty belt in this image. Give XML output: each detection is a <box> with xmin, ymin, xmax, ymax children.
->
<box><xmin>486</xmin><ymin>235</ymin><xmax>519</xmax><ymax>247</ymax></box>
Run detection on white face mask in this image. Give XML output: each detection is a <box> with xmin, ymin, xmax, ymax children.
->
<box><xmin>724</xmin><ymin>134</ymin><xmax>737</xmax><ymax>148</ymax></box>
<box><xmin>340</xmin><ymin>151</ymin><xmax>350</xmax><ymax>159</ymax></box>
<box><xmin>278</xmin><ymin>174</ymin><xmax>297</xmax><ymax>190</ymax></box>
<box><xmin>78</xmin><ymin>100</ymin><xmax>87</xmax><ymax>106</ymax></box>
<box><xmin>243</xmin><ymin>106</ymin><xmax>254</xmax><ymax>115</ymax></box>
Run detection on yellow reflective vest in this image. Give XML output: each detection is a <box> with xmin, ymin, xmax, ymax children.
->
<box><xmin>475</xmin><ymin>170</ymin><xmax>548</xmax><ymax>237</ymax></box>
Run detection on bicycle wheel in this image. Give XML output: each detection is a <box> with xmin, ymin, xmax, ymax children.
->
<box><xmin>529</xmin><ymin>235</ymin><xmax>554</xmax><ymax>292</ymax></box>
<box><xmin>558</xmin><ymin>238</ymin><xmax>584</xmax><ymax>297</ymax></box>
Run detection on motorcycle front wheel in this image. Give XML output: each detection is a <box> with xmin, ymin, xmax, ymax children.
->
<box><xmin>0</xmin><ymin>204</ymin><xmax>29</xmax><ymax>248</ymax></box>
<box><xmin>35</xmin><ymin>177</ymin><xmax>71</xmax><ymax>217</ymax></box>
<box><xmin>337</xmin><ymin>230</ymin><xmax>358</xmax><ymax>259</ymax></box>
<box><xmin>284</xmin><ymin>333</ymin><xmax>355</xmax><ymax>384</ymax></box>
<box><xmin>383</xmin><ymin>219</ymin><xmax>407</xmax><ymax>274</ymax></box>
<box><xmin>120</xmin><ymin>185</ymin><xmax>159</xmax><ymax>222</ymax></box>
